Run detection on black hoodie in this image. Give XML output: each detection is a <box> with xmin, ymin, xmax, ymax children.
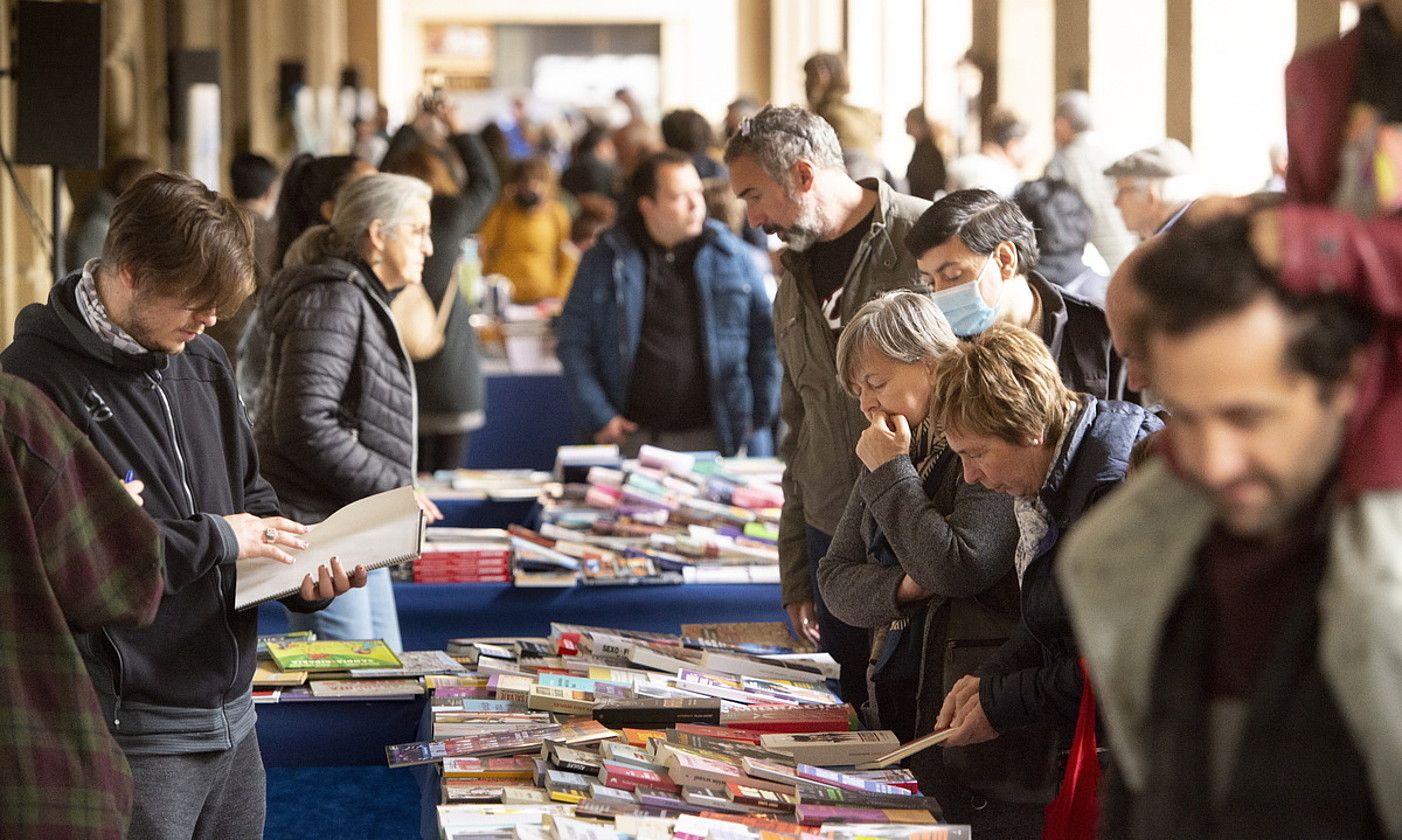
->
<box><xmin>0</xmin><ymin>270</ymin><xmax>323</xmax><ymax>755</ymax></box>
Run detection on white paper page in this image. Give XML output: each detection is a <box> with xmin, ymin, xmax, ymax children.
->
<box><xmin>235</xmin><ymin>485</ymin><xmax>423</xmax><ymax>610</ymax></box>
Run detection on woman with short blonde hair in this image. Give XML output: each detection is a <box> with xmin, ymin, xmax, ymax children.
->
<box><xmin>928</xmin><ymin>322</ymin><xmax>1161</xmax><ymax>824</ymax></box>
<box><xmin>928</xmin><ymin>322</ymin><xmax>1081</xmax><ymax>449</ymax></box>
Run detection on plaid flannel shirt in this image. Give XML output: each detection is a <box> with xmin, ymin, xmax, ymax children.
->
<box><xmin>0</xmin><ymin>372</ymin><xmax>163</xmax><ymax>838</ymax></box>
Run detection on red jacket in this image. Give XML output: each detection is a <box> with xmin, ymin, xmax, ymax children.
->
<box><xmin>1282</xmin><ymin>28</ymin><xmax>1402</xmax><ymax>496</ymax></box>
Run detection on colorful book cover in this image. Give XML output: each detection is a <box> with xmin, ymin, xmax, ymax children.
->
<box><xmin>795</xmin><ymin>782</ymin><xmax>940</xmax><ymax>813</ymax></box>
<box><xmin>442</xmin><ymin>756</ymin><xmax>536</xmax><ymax>779</ymax></box>
<box><xmin>844</xmin><ymin>768</ymin><xmax>921</xmax><ymax>794</ymax></box>
<box><xmin>385</xmin><ymin>723</ymin><xmax>562</xmax><ymax>768</ymax></box>
<box><xmin>256</xmin><ymin>630</ymin><xmax>316</xmax><ymax>657</ymax></box>
<box><xmin>792</xmin><ymin>804</ymin><xmax>936</xmax><ymax>827</ymax></box>
<box><xmin>266</xmin><ymin>639</ymin><xmax>401</xmax><ymax>672</ymax></box>
<box><xmin>795</xmin><ymin>764</ymin><xmax>914</xmax><ymax>797</ymax></box>
<box><xmin>598</xmin><ymin>760</ymin><xmax>680</xmax><ymax>794</ymax></box>
<box><xmin>350</xmin><ymin>650</ymin><xmax>465</xmax><ymax>678</ymax></box>
<box><xmin>252</xmin><ymin>660</ymin><xmax>307</xmax><ymax>687</ymax></box>
<box><xmin>440</xmin><ymin>778</ymin><xmax>540</xmax><ymax>804</ymax></box>
<box><xmin>307</xmin><ymin>679</ymin><xmax>423</xmax><ymax>699</ymax></box>
<box><xmin>725</xmin><ymin>782</ymin><xmax>797</xmax><ymax>812</ymax></box>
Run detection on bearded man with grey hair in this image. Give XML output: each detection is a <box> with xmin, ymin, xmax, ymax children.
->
<box><xmin>725</xmin><ymin>105</ymin><xmax>930</xmax><ymax>713</ymax></box>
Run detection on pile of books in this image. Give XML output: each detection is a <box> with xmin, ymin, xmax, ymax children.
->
<box><xmin>514</xmin><ymin>445</ymin><xmax>787</xmax><ymax>587</ymax></box>
<box><xmin>414</xmin><ymin>528</ymin><xmax>515</xmax><ymax>583</ymax></box>
<box><xmin>380</xmin><ymin>623</ymin><xmax>970</xmax><ymax>839</ymax></box>
<box><xmin>251</xmin><ymin>632</ymin><xmax>465</xmax><ymax>703</ymax></box>
<box><xmin>420</xmin><ymin>468</ymin><xmax>555</xmax><ymax>502</ymax></box>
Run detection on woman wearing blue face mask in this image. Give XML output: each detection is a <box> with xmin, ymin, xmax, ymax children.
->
<box><xmin>904</xmin><ymin>188</ymin><xmax>1127</xmax><ymax>400</ymax></box>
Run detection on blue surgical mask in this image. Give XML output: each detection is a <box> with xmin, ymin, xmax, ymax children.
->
<box><xmin>931</xmin><ymin>255</ymin><xmax>1002</xmax><ymax>337</ymax></box>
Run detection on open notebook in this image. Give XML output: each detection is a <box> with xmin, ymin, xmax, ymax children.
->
<box><xmin>235</xmin><ymin>485</ymin><xmax>425</xmax><ymax>610</ymax></box>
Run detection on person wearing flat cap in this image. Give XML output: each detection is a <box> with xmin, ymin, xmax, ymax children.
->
<box><xmin>1105</xmin><ymin>139</ymin><xmax>1202</xmax><ymax>241</ymax></box>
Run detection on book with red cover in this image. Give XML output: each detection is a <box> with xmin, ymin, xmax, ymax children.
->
<box><xmin>722</xmin><ymin>703</ymin><xmax>856</xmax><ymax>734</ymax></box>
<box><xmin>673</xmin><ymin>723</ymin><xmax>764</xmax><ymax>744</ymax></box>
<box><xmin>725</xmin><ymin>782</ymin><xmax>797</xmax><ymax>813</ymax></box>
<box><xmin>598</xmin><ymin>760</ymin><xmax>681</xmax><ymax>794</ymax></box>
<box><xmin>792</xmin><ymin>804</ymin><xmax>936</xmax><ymax>827</ymax></box>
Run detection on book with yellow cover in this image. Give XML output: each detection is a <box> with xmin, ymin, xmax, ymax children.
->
<box><xmin>253</xmin><ymin>659</ymin><xmax>307</xmax><ymax>687</ymax></box>
<box><xmin>265</xmin><ymin>639</ymin><xmax>402</xmax><ymax>672</ymax></box>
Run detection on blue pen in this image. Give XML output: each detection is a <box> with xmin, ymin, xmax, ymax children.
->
<box><xmin>124</xmin><ymin>469</ymin><xmax>135</xmax><ymax>483</ymax></box>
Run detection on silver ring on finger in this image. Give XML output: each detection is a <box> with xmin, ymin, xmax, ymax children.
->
<box><xmin>262</xmin><ymin>527</ymin><xmax>278</xmax><ymax>544</ymax></box>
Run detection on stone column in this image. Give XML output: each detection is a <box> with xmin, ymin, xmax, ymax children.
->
<box><xmin>1055</xmin><ymin>0</ymin><xmax>1166</xmax><ymax>155</ymax></box>
<box><xmin>768</xmin><ymin>0</ymin><xmax>844</xmax><ymax>106</ymax></box>
<box><xmin>736</xmin><ymin>0</ymin><xmax>773</xmax><ymax>101</ymax></box>
<box><xmin>922</xmin><ymin>0</ymin><xmax>974</xmax><ymax>154</ymax></box>
<box><xmin>986</xmin><ymin>0</ymin><xmax>1056</xmax><ymax>172</ymax></box>
<box><xmin>1296</xmin><ymin>0</ymin><xmax>1349</xmax><ymax>51</ymax></box>
<box><xmin>845</xmin><ymin>0</ymin><xmax>924</xmax><ymax>176</ymax></box>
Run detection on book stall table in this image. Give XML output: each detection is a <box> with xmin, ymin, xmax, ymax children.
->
<box><xmin>256</xmin><ymin>581</ymin><xmax>786</xmax><ymax>664</ymax></box>
<box><xmin>255</xmin><ymin>583</ymin><xmax>788</xmax><ymax>839</ymax></box>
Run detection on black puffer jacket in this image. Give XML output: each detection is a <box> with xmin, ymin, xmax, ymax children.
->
<box><xmin>1031</xmin><ymin>271</ymin><xmax>1126</xmax><ymax>400</ymax></box>
<box><xmin>977</xmin><ymin>397</ymin><xmax>1162</xmax><ymax>731</ymax></box>
<box><xmin>253</xmin><ymin>255</ymin><xmax>416</xmax><ymax>524</ymax></box>
<box><xmin>384</xmin><ymin>128</ymin><xmax>500</xmax><ymax>420</ymax></box>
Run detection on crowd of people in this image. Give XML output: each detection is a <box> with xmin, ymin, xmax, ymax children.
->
<box><xmin>3</xmin><ymin>8</ymin><xmax>1402</xmax><ymax>839</ymax></box>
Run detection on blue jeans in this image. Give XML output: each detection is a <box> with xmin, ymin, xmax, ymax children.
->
<box><xmin>286</xmin><ymin>567</ymin><xmax>403</xmax><ymax>652</ymax></box>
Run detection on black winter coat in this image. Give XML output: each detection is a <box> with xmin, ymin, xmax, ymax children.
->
<box><xmin>1031</xmin><ymin>271</ymin><xmax>1126</xmax><ymax>401</ymax></box>
<box><xmin>384</xmin><ymin>128</ymin><xmax>500</xmax><ymax>420</ymax></box>
<box><xmin>254</xmin><ymin>256</ymin><xmax>416</xmax><ymax>524</ymax></box>
<box><xmin>0</xmin><ymin>271</ymin><xmax>324</xmax><ymax>753</ymax></box>
<box><xmin>977</xmin><ymin>397</ymin><xmax>1162</xmax><ymax>732</ymax></box>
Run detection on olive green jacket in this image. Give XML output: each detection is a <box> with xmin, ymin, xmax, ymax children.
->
<box><xmin>775</xmin><ymin>178</ymin><xmax>930</xmax><ymax>606</ymax></box>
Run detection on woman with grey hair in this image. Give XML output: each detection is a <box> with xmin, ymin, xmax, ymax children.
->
<box><xmin>817</xmin><ymin>290</ymin><xmax>1049</xmax><ymax>838</ymax></box>
<box><xmin>253</xmin><ymin>172</ymin><xmax>444</xmax><ymax>650</ymax></box>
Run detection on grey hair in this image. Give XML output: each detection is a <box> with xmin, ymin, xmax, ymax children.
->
<box><xmin>1055</xmin><ymin>90</ymin><xmax>1095</xmax><ymax>134</ymax></box>
<box><xmin>284</xmin><ymin>172</ymin><xmax>431</xmax><ymax>268</ymax></box>
<box><xmin>722</xmin><ymin>105</ymin><xmax>845</xmax><ymax>187</ymax></box>
<box><xmin>834</xmin><ymin>290</ymin><xmax>957</xmax><ymax>393</ymax></box>
<box><xmin>1120</xmin><ymin>173</ymin><xmax>1204</xmax><ymax>206</ymax></box>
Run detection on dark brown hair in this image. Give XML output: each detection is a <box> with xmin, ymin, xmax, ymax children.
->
<box><xmin>511</xmin><ymin>155</ymin><xmax>556</xmax><ymax>189</ymax></box>
<box><xmin>383</xmin><ymin>145</ymin><xmax>458</xmax><ymax>197</ymax></box>
<box><xmin>1136</xmin><ymin>213</ymin><xmax>1373</xmax><ymax>394</ymax></box>
<box><xmin>102</xmin><ymin>171</ymin><xmax>256</xmax><ymax>316</ymax></box>
<box><xmin>629</xmin><ymin>149</ymin><xmax>694</xmax><ymax>202</ymax></box>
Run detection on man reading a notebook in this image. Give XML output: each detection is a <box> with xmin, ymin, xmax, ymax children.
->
<box><xmin>0</xmin><ymin>171</ymin><xmax>367</xmax><ymax>839</ymax></box>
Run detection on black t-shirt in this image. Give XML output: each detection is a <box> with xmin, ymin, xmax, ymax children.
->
<box><xmin>623</xmin><ymin>220</ymin><xmax>713</xmax><ymax>432</ymax></box>
<box><xmin>804</xmin><ymin>205</ymin><xmax>875</xmax><ymax>331</ymax></box>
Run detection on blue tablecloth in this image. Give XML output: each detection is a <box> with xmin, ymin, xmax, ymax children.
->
<box><xmin>257</xmin><ymin>697</ymin><xmax>426</xmax><ymax>767</ymax></box>
<box><xmin>258</xmin><ymin>580</ymin><xmax>784</xmax><ymax>652</ymax></box>
<box><xmin>467</xmin><ymin>371</ymin><xmax>576</xmax><ymax>470</ymax></box>
<box><xmin>429</xmin><ymin>496</ymin><xmax>537</xmax><ymax>529</ymax></box>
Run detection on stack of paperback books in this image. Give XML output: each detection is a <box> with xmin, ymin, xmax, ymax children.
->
<box><xmin>414</xmin><ymin>528</ymin><xmax>515</xmax><ymax>583</ymax></box>
<box><xmin>251</xmin><ymin>633</ymin><xmax>465</xmax><ymax>703</ymax></box>
<box><xmin>514</xmin><ymin>445</ymin><xmax>787</xmax><ymax>587</ymax></box>
<box><xmin>377</xmin><ymin>623</ymin><xmax>970</xmax><ymax>839</ymax></box>
<box><xmin>419</xmin><ymin>468</ymin><xmax>554</xmax><ymax>501</ymax></box>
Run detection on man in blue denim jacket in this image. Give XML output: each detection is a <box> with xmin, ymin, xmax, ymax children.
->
<box><xmin>558</xmin><ymin>149</ymin><xmax>779</xmax><ymax>457</ymax></box>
